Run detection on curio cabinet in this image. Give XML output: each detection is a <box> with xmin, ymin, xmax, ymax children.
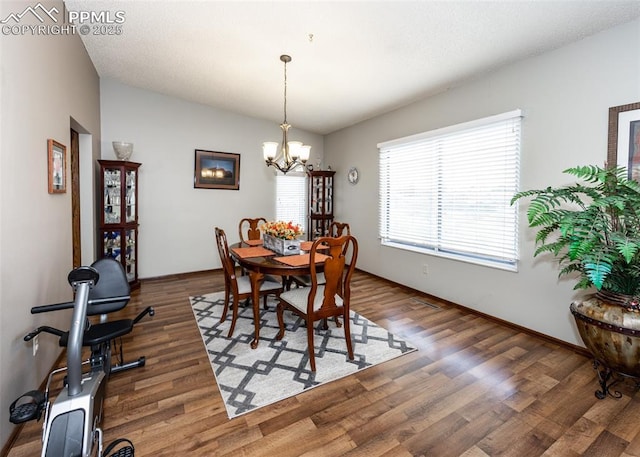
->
<box><xmin>98</xmin><ymin>160</ymin><xmax>141</xmax><ymax>288</ymax></box>
<box><xmin>307</xmin><ymin>170</ymin><xmax>335</xmax><ymax>240</ymax></box>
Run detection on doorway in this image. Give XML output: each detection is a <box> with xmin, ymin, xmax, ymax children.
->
<box><xmin>71</xmin><ymin>128</ymin><xmax>81</xmax><ymax>267</ymax></box>
<box><xmin>69</xmin><ymin>122</ymin><xmax>96</xmax><ymax>267</ymax></box>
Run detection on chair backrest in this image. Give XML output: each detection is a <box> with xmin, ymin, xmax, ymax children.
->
<box><xmin>328</xmin><ymin>221</ymin><xmax>351</xmax><ymax>237</ymax></box>
<box><xmin>239</xmin><ymin>217</ymin><xmax>267</xmax><ymax>243</ymax></box>
<box><xmin>308</xmin><ymin>235</ymin><xmax>358</xmax><ymax>315</ymax></box>
<box><xmin>86</xmin><ymin>258</ymin><xmax>130</xmax><ymax>316</ymax></box>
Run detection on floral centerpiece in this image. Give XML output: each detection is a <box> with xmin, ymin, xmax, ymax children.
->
<box><xmin>261</xmin><ymin>220</ymin><xmax>303</xmax><ymax>255</ymax></box>
<box><xmin>261</xmin><ymin>220</ymin><xmax>304</xmax><ymax>240</ymax></box>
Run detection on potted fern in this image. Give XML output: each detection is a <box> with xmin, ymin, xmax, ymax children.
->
<box><xmin>511</xmin><ymin>165</ymin><xmax>640</xmax><ymax>398</ymax></box>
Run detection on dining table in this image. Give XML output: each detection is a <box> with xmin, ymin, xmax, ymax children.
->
<box><xmin>229</xmin><ymin>239</ymin><xmax>327</xmax><ymax>349</ymax></box>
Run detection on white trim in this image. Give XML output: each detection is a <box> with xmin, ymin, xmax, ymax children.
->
<box><xmin>377</xmin><ymin>109</ymin><xmax>523</xmax><ymax>149</ymax></box>
<box><xmin>382</xmin><ymin>240</ymin><xmax>519</xmax><ymax>272</ymax></box>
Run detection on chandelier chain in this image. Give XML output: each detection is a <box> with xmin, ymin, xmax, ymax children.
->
<box><xmin>283</xmin><ymin>57</ymin><xmax>288</xmax><ymax>124</ymax></box>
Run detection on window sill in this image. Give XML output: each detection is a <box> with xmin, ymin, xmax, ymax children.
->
<box><xmin>381</xmin><ymin>240</ymin><xmax>518</xmax><ymax>273</ymax></box>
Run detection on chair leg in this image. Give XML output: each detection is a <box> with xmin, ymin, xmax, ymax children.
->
<box><xmin>263</xmin><ymin>295</ymin><xmax>268</xmax><ymax>310</ymax></box>
<box><xmin>227</xmin><ymin>296</ymin><xmax>240</xmax><ymax>338</ymax></box>
<box><xmin>307</xmin><ymin>320</ymin><xmax>316</xmax><ymax>372</ymax></box>
<box><xmin>343</xmin><ymin>310</ymin><xmax>354</xmax><ymax>361</ymax></box>
<box><xmin>275</xmin><ymin>302</ymin><xmax>286</xmax><ymax>340</ymax></box>
<box><xmin>219</xmin><ymin>285</ymin><xmax>231</xmax><ymax>323</ymax></box>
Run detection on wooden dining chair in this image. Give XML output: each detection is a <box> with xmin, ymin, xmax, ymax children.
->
<box><xmin>238</xmin><ymin>217</ymin><xmax>267</xmax><ymax>244</ymax></box>
<box><xmin>214</xmin><ymin>227</ymin><xmax>283</xmax><ymax>338</ymax></box>
<box><xmin>237</xmin><ymin>217</ymin><xmax>268</xmax><ymax>277</ymax></box>
<box><xmin>276</xmin><ymin>235</ymin><xmax>358</xmax><ymax>371</ymax></box>
<box><xmin>292</xmin><ymin>221</ymin><xmax>352</xmax><ymax>288</ymax></box>
<box><xmin>328</xmin><ymin>221</ymin><xmax>351</xmax><ymax>237</ymax></box>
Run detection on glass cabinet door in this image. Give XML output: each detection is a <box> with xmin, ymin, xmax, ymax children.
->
<box><xmin>102</xmin><ymin>230</ymin><xmax>122</xmax><ymax>261</ymax></box>
<box><xmin>124</xmin><ymin>228</ymin><xmax>136</xmax><ymax>281</ymax></box>
<box><xmin>307</xmin><ymin>170</ymin><xmax>335</xmax><ymax>240</ymax></box>
<box><xmin>125</xmin><ymin>169</ymin><xmax>137</xmax><ymax>223</ymax></box>
<box><xmin>104</xmin><ymin>167</ymin><xmax>122</xmax><ymax>224</ymax></box>
<box><xmin>102</xmin><ymin>228</ymin><xmax>137</xmax><ymax>282</ymax></box>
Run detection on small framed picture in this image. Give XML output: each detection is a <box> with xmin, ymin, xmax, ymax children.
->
<box><xmin>194</xmin><ymin>149</ymin><xmax>240</xmax><ymax>190</ymax></box>
<box><xmin>48</xmin><ymin>139</ymin><xmax>66</xmax><ymax>194</ymax></box>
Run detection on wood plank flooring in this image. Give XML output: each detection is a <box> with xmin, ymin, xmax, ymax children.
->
<box><xmin>5</xmin><ymin>269</ymin><xmax>640</xmax><ymax>457</ymax></box>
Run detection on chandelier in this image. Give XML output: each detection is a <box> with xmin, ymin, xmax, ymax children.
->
<box><xmin>262</xmin><ymin>55</ymin><xmax>311</xmax><ymax>174</ymax></box>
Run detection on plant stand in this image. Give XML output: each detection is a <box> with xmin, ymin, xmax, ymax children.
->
<box><xmin>591</xmin><ymin>360</ymin><xmax>640</xmax><ymax>399</ymax></box>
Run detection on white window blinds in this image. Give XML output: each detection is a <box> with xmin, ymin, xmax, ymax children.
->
<box><xmin>275</xmin><ymin>172</ymin><xmax>307</xmax><ymax>233</ymax></box>
<box><xmin>378</xmin><ymin>110</ymin><xmax>522</xmax><ymax>270</ymax></box>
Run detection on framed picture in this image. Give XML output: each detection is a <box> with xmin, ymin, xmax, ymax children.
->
<box><xmin>194</xmin><ymin>149</ymin><xmax>240</xmax><ymax>190</ymax></box>
<box><xmin>607</xmin><ymin>102</ymin><xmax>640</xmax><ymax>181</ymax></box>
<box><xmin>48</xmin><ymin>139</ymin><xmax>66</xmax><ymax>194</ymax></box>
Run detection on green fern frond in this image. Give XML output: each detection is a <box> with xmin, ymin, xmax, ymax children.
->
<box><xmin>583</xmin><ymin>260</ymin><xmax>613</xmax><ymax>290</ymax></box>
<box><xmin>610</xmin><ymin>234</ymin><xmax>640</xmax><ymax>263</ymax></box>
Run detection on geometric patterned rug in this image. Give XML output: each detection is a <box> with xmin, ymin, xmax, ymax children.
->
<box><xmin>190</xmin><ymin>291</ymin><xmax>417</xmax><ymax>419</ymax></box>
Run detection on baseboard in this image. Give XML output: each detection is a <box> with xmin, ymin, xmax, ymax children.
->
<box><xmin>137</xmin><ymin>267</ymin><xmax>591</xmax><ymax>359</ymax></box>
<box><xmin>354</xmin><ymin>268</ymin><xmax>591</xmax><ymax>359</ymax></box>
<box><xmin>140</xmin><ymin>268</ymin><xmax>220</xmax><ymax>283</ymax></box>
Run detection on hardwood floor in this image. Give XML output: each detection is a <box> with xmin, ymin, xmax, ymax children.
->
<box><xmin>5</xmin><ymin>269</ymin><xmax>640</xmax><ymax>457</ymax></box>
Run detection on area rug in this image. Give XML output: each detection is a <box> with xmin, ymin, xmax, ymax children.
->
<box><xmin>189</xmin><ymin>291</ymin><xmax>416</xmax><ymax>419</ymax></box>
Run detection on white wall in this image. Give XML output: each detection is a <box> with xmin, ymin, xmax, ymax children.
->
<box><xmin>325</xmin><ymin>19</ymin><xmax>640</xmax><ymax>346</ymax></box>
<box><xmin>100</xmin><ymin>79</ymin><xmax>324</xmax><ymax>278</ymax></box>
<box><xmin>0</xmin><ymin>0</ymin><xmax>101</xmax><ymax>448</ymax></box>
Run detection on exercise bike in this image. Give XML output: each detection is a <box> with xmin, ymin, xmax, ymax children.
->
<box><xmin>9</xmin><ymin>258</ymin><xmax>154</xmax><ymax>457</ymax></box>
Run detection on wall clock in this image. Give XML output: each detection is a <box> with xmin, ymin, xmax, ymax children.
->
<box><xmin>348</xmin><ymin>167</ymin><xmax>359</xmax><ymax>185</ymax></box>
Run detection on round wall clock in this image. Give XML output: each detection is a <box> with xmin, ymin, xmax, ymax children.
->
<box><xmin>348</xmin><ymin>167</ymin><xmax>359</xmax><ymax>185</ymax></box>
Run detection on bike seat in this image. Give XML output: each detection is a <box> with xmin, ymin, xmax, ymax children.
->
<box><xmin>59</xmin><ymin>319</ymin><xmax>135</xmax><ymax>347</ymax></box>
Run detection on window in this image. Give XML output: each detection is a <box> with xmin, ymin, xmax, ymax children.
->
<box><xmin>378</xmin><ymin>110</ymin><xmax>522</xmax><ymax>270</ymax></box>
<box><xmin>275</xmin><ymin>172</ymin><xmax>307</xmax><ymax>233</ymax></box>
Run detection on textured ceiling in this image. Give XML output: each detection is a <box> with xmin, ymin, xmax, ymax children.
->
<box><xmin>64</xmin><ymin>1</ymin><xmax>640</xmax><ymax>135</ymax></box>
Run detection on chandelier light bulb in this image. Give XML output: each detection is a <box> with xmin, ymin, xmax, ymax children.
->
<box><xmin>263</xmin><ymin>142</ymin><xmax>278</xmax><ymax>160</ymax></box>
<box><xmin>299</xmin><ymin>145</ymin><xmax>311</xmax><ymax>162</ymax></box>
<box><xmin>288</xmin><ymin>141</ymin><xmax>302</xmax><ymax>159</ymax></box>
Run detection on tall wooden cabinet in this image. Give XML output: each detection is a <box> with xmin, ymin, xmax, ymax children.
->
<box><xmin>307</xmin><ymin>170</ymin><xmax>335</xmax><ymax>240</ymax></box>
<box><xmin>98</xmin><ymin>160</ymin><xmax>141</xmax><ymax>288</ymax></box>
